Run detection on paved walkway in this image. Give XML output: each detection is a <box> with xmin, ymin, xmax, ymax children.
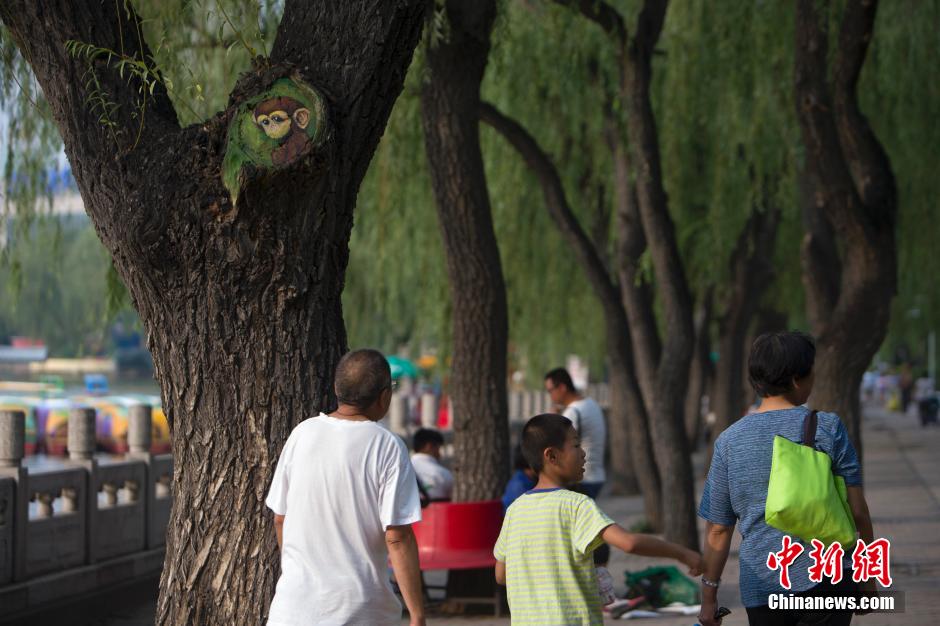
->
<box><xmin>39</xmin><ymin>404</ymin><xmax>940</xmax><ymax>625</ymax></box>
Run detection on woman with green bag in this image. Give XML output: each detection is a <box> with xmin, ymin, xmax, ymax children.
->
<box><xmin>696</xmin><ymin>332</ymin><xmax>877</xmax><ymax>626</ymax></box>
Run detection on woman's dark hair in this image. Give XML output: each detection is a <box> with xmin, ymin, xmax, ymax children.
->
<box><xmin>521</xmin><ymin>413</ymin><xmax>573</xmax><ymax>473</ymax></box>
<box><xmin>748</xmin><ymin>331</ymin><xmax>816</xmax><ymax>397</ymax></box>
<box><xmin>334</xmin><ymin>349</ymin><xmax>391</xmax><ymax>409</ymax></box>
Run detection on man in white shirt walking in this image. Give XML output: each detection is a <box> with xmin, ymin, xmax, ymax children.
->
<box><xmin>266</xmin><ymin>349</ymin><xmax>425</xmax><ymax>625</ymax></box>
<box><xmin>545</xmin><ymin>367</ymin><xmax>610</xmax><ymax>565</ymax></box>
<box><xmin>411</xmin><ymin>428</ymin><xmax>454</xmax><ymax>501</ymax></box>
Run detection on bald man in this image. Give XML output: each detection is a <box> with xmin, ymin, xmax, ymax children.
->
<box><xmin>265</xmin><ymin>349</ymin><xmax>425</xmax><ymax>625</ymax></box>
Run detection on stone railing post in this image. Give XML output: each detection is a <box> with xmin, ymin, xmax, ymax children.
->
<box><xmin>387</xmin><ymin>393</ymin><xmax>407</xmax><ymax>435</ymax></box>
<box><xmin>420</xmin><ymin>393</ymin><xmax>438</xmax><ymax>429</ymax></box>
<box><xmin>0</xmin><ymin>410</ymin><xmax>24</xmax><ymax>469</ymax></box>
<box><xmin>125</xmin><ymin>404</ymin><xmax>159</xmax><ymax>550</ymax></box>
<box><xmin>68</xmin><ymin>408</ymin><xmax>96</xmax><ymax>462</ymax></box>
<box><xmin>0</xmin><ymin>410</ymin><xmax>29</xmax><ymax>582</ymax></box>
<box><xmin>67</xmin><ymin>407</ymin><xmax>97</xmax><ymax>564</ymax></box>
<box><xmin>128</xmin><ymin>404</ymin><xmax>152</xmax><ymax>455</ymax></box>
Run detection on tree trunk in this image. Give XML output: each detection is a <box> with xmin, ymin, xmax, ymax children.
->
<box><xmin>711</xmin><ymin>205</ymin><xmax>781</xmax><ymax>438</ymax></box>
<box><xmin>622</xmin><ymin>0</ymin><xmax>698</xmax><ymax>548</ymax></box>
<box><xmin>478</xmin><ymin>102</ymin><xmax>663</xmax><ymax>525</ymax></box>
<box><xmin>685</xmin><ymin>290</ymin><xmax>713</xmax><ymax>451</ymax></box>
<box><xmin>421</xmin><ymin>0</ymin><xmax>509</xmax><ymax>502</ymax></box>
<box><xmin>550</xmin><ymin>0</ymin><xmax>697</xmax><ymax>547</ymax></box>
<box><xmin>607</xmin><ymin>321</ymin><xmax>662</xmax><ymax>527</ymax></box>
<box><xmin>1</xmin><ymin>2</ymin><xmax>426</xmax><ymax>623</ymax></box>
<box><xmin>794</xmin><ymin>0</ymin><xmax>897</xmax><ymax>457</ymax></box>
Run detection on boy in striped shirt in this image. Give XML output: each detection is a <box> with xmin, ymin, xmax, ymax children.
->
<box><xmin>495</xmin><ymin>413</ymin><xmax>702</xmax><ymax>625</ymax></box>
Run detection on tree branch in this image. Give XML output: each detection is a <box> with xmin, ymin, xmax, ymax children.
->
<box><xmin>604</xmin><ymin>112</ymin><xmax>661</xmax><ymax>406</ymax></box>
<box><xmin>832</xmin><ymin>0</ymin><xmax>896</xmax><ymax>227</ymax></box>
<box><xmin>631</xmin><ymin>0</ymin><xmax>669</xmax><ymax>60</ymax></box>
<box><xmin>0</xmin><ymin>1</ymin><xmax>180</xmax><ymax>157</ymax></box>
<box><xmin>479</xmin><ymin>100</ymin><xmax>622</xmax><ymax>314</ymax></box>
<box><xmin>271</xmin><ymin>0</ymin><xmax>425</xmax><ymax>183</ymax></box>
<box><xmin>550</xmin><ymin>0</ymin><xmax>627</xmax><ymax>47</ymax></box>
<box><xmin>794</xmin><ymin>0</ymin><xmax>872</xmax><ymax>243</ymax></box>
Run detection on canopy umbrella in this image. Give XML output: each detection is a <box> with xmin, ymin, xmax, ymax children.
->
<box><xmin>386</xmin><ymin>355</ymin><xmax>419</xmax><ymax>379</ymax></box>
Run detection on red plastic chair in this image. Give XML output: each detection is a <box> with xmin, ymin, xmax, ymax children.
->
<box><xmin>410</xmin><ymin>499</ymin><xmax>504</xmax><ymax>614</ymax></box>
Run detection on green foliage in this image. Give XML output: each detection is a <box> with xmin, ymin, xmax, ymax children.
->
<box><xmin>860</xmin><ymin>0</ymin><xmax>940</xmax><ymax>359</ymax></box>
<box><xmin>137</xmin><ymin>0</ymin><xmax>279</xmax><ymax>123</ymax></box>
<box><xmin>1</xmin><ymin>0</ymin><xmax>937</xmax><ymax>376</ymax></box>
<box><xmin>0</xmin><ymin>217</ymin><xmax>134</xmax><ymax>356</ymax></box>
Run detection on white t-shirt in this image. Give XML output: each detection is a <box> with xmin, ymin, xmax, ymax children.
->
<box><xmin>411</xmin><ymin>452</ymin><xmax>454</xmax><ymax>500</ymax></box>
<box><xmin>563</xmin><ymin>397</ymin><xmax>607</xmax><ymax>484</ymax></box>
<box><xmin>265</xmin><ymin>413</ymin><xmax>421</xmax><ymax>625</ymax></box>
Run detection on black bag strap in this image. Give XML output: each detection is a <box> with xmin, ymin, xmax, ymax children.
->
<box><xmin>570</xmin><ymin>406</ymin><xmax>582</xmax><ymax>433</ymax></box>
<box><xmin>801</xmin><ymin>409</ymin><xmax>819</xmax><ymax>450</ymax></box>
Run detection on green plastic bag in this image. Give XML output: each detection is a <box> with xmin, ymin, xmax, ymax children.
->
<box><xmin>765</xmin><ymin>410</ymin><xmax>857</xmax><ymax>548</ymax></box>
<box><xmin>624</xmin><ymin>565</ymin><xmax>700</xmax><ymax>607</ymax></box>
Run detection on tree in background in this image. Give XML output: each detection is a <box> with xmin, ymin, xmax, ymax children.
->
<box><xmin>421</xmin><ymin>0</ymin><xmax>510</xmax><ymax>503</ymax></box>
<box><xmin>0</xmin><ymin>1</ymin><xmax>425</xmax><ymax>622</ymax></box>
<box><xmin>794</xmin><ymin>0</ymin><xmax>897</xmax><ymax>457</ymax></box>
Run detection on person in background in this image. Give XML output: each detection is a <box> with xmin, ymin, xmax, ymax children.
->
<box><xmin>697</xmin><ymin>331</ymin><xmax>875</xmax><ymax>626</ymax></box>
<box><xmin>502</xmin><ymin>444</ymin><xmax>537</xmax><ymax>511</ymax></box>
<box><xmin>545</xmin><ymin>367</ymin><xmax>610</xmax><ymax>566</ymax></box>
<box><xmin>495</xmin><ymin>414</ymin><xmax>702</xmax><ymax>625</ymax></box>
<box><xmin>411</xmin><ymin>428</ymin><xmax>454</xmax><ymax>501</ymax></box>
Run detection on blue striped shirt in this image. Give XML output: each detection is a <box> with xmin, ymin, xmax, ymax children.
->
<box><xmin>698</xmin><ymin>407</ymin><xmax>861</xmax><ymax>607</ymax></box>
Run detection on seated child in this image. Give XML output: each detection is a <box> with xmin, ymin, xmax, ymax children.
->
<box><xmin>494</xmin><ymin>413</ymin><xmax>703</xmax><ymax>625</ymax></box>
<box><xmin>502</xmin><ymin>444</ymin><xmax>537</xmax><ymax>512</ymax></box>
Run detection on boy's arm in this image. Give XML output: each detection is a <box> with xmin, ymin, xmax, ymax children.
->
<box><xmin>387</xmin><ymin>524</ymin><xmax>426</xmax><ymax>626</ymax></box>
<box><xmin>274</xmin><ymin>514</ymin><xmax>285</xmax><ymax>551</ymax></box>
<box><xmin>495</xmin><ymin>560</ymin><xmax>506</xmax><ymax>585</ymax></box>
<box><xmin>601</xmin><ymin>524</ymin><xmax>703</xmax><ymax>575</ymax></box>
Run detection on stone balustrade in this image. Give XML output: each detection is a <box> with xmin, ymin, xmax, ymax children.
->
<box><xmin>0</xmin><ymin>384</ymin><xmax>609</xmax><ymax>616</ymax></box>
<box><xmin>0</xmin><ymin>406</ymin><xmax>172</xmax><ymax>616</ymax></box>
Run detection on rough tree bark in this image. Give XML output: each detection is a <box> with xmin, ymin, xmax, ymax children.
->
<box><xmin>421</xmin><ymin>0</ymin><xmax>510</xmax><ymax>502</ymax></box>
<box><xmin>794</xmin><ymin>0</ymin><xmax>897</xmax><ymax>458</ymax></box>
<box><xmin>480</xmin><ymin>102</ymin><xmax>663</xmax><ymax>527</ymax></box>
<box><xmin>0</xmin><ymin>1</ymin><xmax>425</xmax><ymax>623</ymax></box>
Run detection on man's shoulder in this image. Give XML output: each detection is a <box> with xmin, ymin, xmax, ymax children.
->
<box><xmin>284</xmin><ymin>414</ymin><xmax>321</xmax><ymax>439</ymax></box>
<box><xmin>570</xmin><ymin>397</ymin><xmax>603</xmax><ymax>418</ymax></box>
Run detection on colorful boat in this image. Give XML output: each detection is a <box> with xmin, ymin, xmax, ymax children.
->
<box><xmin>73</xmin><ymin>394</ymin><xmax>171</xmax><ymax>454</ymax></box>
<box><xmin>37</xmin><ymin>398</ymin><xmax>72</xmax><ymax>455</ymax></box>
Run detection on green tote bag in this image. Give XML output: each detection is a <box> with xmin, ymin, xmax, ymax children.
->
<box><xmin>765</xmin><ymin>410</ymin><xmax>857</xmax><ymax>548</ymax></box>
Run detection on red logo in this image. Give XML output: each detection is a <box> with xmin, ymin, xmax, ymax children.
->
<box><xmin>807</xmin><ymin>539</ymin><xmax>845</xmax><ymax>584</ymax></box>
<box><xmin>851</xmin><ymin>538</ymin><xmax>893</xmax><ymax>587</ymax></box>
<box><xmin>766</xmin><ymin>535</ymin><xmax>805</xmax><ymax>589</ymax></box>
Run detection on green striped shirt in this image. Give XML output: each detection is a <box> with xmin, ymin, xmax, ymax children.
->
<box><xmin>494</xmin><ymin>487</ymin><xmax>614</xmax><ymax>625</ymax></box>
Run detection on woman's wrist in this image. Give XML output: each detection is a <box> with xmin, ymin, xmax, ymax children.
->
<box><xmin>701</xmin><ymin>575</ymin><xmax>721</xmax><ymax>588</ymax></box>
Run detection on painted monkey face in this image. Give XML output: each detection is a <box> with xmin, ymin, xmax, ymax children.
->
<box><xmin>255</xmin><ymin>110</ymin><xmax>292</xmax><ymax>139</ymax></box>
<box><xmin>253</xmin><ymin>97</ymin><xmax>311</xmax><ymax>141</ymax></box>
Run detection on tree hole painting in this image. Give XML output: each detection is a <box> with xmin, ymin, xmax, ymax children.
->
<box><xmin>222</xmin><ymin>76</ymin><xmax>329</xmax><ymax>204</ymax></box>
